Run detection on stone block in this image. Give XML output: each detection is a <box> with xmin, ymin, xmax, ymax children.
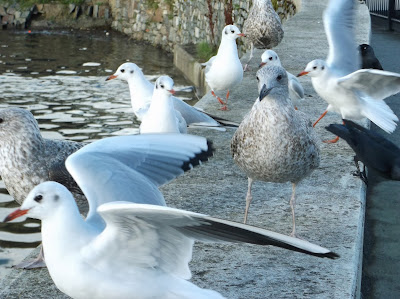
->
<box><xmin>93</xmin><ymin>5</ymin><xmax>99</xmax><ymax>18</ymax></box>
<box><xmin>6</xmin><ymin>7</ymin><xmax>16</xmax><ymax>15</ymax></box>
<box><xmin>104</xmin><ymin>8</ymin><xmax>110</xmax><ymax>19</ymax></box>
<box><xmin>68</xmin><ymin>4</ymin><xmax>75</xmax><ymax>14</ymax></box>
<box><xmin>85</xmin><ymin>6</ymin><xmax>93</xmax><ymax>17</ymax></box>
<box><xmin>0</xmin><ymin>7</ymin><xmax>6</xmax><ymax>16</ymax></box>
<box><xmin>73</xmin><ymin>6</ymin><xmax>81</xmax><ymax>19</ymax></box>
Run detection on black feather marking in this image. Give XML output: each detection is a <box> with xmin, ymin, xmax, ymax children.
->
<box><xmin>181</xmin><ymin>140</ymin><xmax>215</xmax><ymax>172</ymax></box>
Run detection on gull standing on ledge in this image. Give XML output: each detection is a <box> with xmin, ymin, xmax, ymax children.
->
<box><xmin>140</xmin><ymin>76</ymin><xmax>187</xmax><ymax>134</ymax></box>
<box><xmin>4</xmin><ymin>134</ymin><xmax>337</xmax><ymax>299</ymax></box>
<box><xmin>260</xmin><ymin>50</ymin><xmax>304</xmax><ymax>104</ymax></box>
<box><xmin>298</xmin><ymin>0</ymin><xmax>400</xmax><ymax>143</ymax></box>
<box><xmin>106</xmin><ymin>63</ymin><xmax>233</xmax><ymax>130</ymax></box>
<box><xmin>231</xmin><ymin>65</ymin><xmax>320</xmax><ymax>237</ymax></box>
<box><xmin>242</xmin><ymin>0</ymin><xmax>284</xmax><ymax>71</ymax></box>
<box><xmin>202</xmin><ymin>25</ymin><xmax>244</xmax><ymax>110</ymax></box>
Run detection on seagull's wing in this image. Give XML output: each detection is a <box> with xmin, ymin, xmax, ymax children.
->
<box><xmin>324</xmin><ymin>0</ymin><xmax>359</xmax><ymax>74</ymax></box>
<box><xmin>82</xmin><ymin>202</ymin><xmax>338</xmax><ymax>281</ymax></box>
<box><xmin>337</xmin><ymin>69</ymin><xmax>400</xmax><ymax>101</ymax></box>
<box><xmin>66</xmin><ymin>134</ymin><xmax>213</xmax><ymax>225</ymax></box>
<box><xmin>201</xmin><ymin>56</ymin><xmax>216</xmax><ymax>73</ymax></box>
<box><xmin>172</xmin><ymin>96</ymin><xmax>220</xmax><ymax>127</ymax></box>
<box><xmin>288</xmin><ymin>72</ymin><xmax>304</xmax><ymax>100</ymax></box>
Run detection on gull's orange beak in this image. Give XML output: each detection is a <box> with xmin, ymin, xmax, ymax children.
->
<box><xmin>297</xmin><ymin>71</ymin><xmax>309</xmax><ymax>77</ymax></box>
<box><xmin>259</xmin><ymin>62</ymin><xmax>266</xmax><ymax>68</ymax></box>
<box><xmin>3</xmin><ymin>208</ymin><xmax>29</xmax><ymax>222</ymax></box>
<box><xmin>237</xmin><ymin>33</ymin><xmax>246</xmax><ymax>37</ymax></box>
<box><xmin>105</xmin><ymin>75</ymin><xmax>117</xmax><ymax>81</ymax></box>
<box><xmin>168</xmin><ymin>89</ymin><xmax>176</xmax><ymax>95</ymax></box>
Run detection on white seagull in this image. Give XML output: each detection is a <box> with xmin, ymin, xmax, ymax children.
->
<box><xmin>260</xmin><ymin>50</ymin><xmax>304</xmax><ymax>103</ymax></box>
<box><xmin>140</xmin><ymin>76</ymin><xmax>187</xmax><ymax>134</ymax></box>
<box><xmin>202</xmin><ymin>25</ymin><xmax>245</xmax><ymax>110</ymax></box>
<box><xmin>4</xmin><ymin>134</ymin><xmax>337</xmax><ymax>299</ymax></box>
<box><xmin>106</xmin><ymin>63</ymin><xmax>233</xmax><ymax>130</ymax></box>
<box><xmin>298</xmin><ymin>0</ymin><xmax>400</xmax><ymax>143</ymax></box>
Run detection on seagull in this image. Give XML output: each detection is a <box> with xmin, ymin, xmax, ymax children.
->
<box><xmin>106</xmin><ymin>62</ymin><xmax>235</xmax><ymax>129</ymax></box>
<box><xmin>202</xmin><ymin>25</ymin><xmax>244</xmax><ymax>110</ymax></box>
<box><xmin>298</xmin><ymin>0</ymin><xmax>400</xmax><ymax>143</ymax></box>
<box><xmin>0</xmin><ymin>108</ymin><xmax>86</xmax><ymax>269</ymax></box>
<box><xmin>4</xmin><ymin>134</ymin><xmax>337</xmax><ymax>299</ymax></box>
<box><xmin>260</xmin><ymin>49</ymin><xmax>304</xmax><ymax>103</ymax></box>
<box><xmin>231</xmin><ymin>65</ymin><xmax>320</xmax><ymax>237</ymax></box>
<box><xmin>358</xmin><ymin>44</ymin><xmax>383</xmax><ymax>70</ymax></box>
<box><xmin>242</xmin><ymin>0</ymin><xmax>284</xmax><ymax>71</ymax></box>
<box><xmin>326</xmin><ymin>119</ymin><xmax>400</xmax><ymax>183</ymax></box>
<box><xmin>140</xmin><ymin>76</ymin><xmax>187</xmax><ymax>134</ymax></box>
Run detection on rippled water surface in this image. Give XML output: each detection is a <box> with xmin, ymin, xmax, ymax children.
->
<box><xmin>0</xmin><ymin>29</ymin><xmax>195</xmax><ymax>275</ymax></box>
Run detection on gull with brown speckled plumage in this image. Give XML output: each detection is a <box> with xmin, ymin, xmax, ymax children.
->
<box><xmin>231</xmin><ymin>65</ymin><xmax>320</xmax><ymax>237</ymax></box>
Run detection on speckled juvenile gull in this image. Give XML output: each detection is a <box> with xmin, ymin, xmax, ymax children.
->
<box><xmin>140</xmin><ymin>76</ymin><xmax>187</xmax><ymax>134</ymax></box>
<box><xmin>243</xmin><ymin>0</ymin><xmax>284</xmax><ymax>71</ymax></box>
<box><xmin>0</xmin><ymin>107</ymin><xmax>86</xmax><ymax>268</ymax></box>
<box><xmin>202</xmin><ymin>25</ymin><xmax>244</xmax><ymax>110</ymax></box>
<box><xmin>231</xmin><ymin>65</ymin><xmax>320</xmax><ymax>237</ymax></box>
<box><xmin>298</xmin><ymin>0</ymin><xmax>400</xmax><ymax>142</ymax></box>
<box><xmin>4</xmin><ymin>133</ymin><xmax>337</xmax><ymax>299</ymax></box>
<box><xmin>106</xmin><ymin>62</ymin><xmax>234</xmax><ymax>129</ymax></box>
<box><xmin>0</xmin><ymin>108</ymin><xmax>85</xmax><ymax>208</ymax></box>
<box><xmin>260</xmin><ymin>50</ymin><xmax>304</xmax><ymax>103</ymax></box>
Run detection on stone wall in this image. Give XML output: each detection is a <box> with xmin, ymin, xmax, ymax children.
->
<box><xmin>110</xmin><ymin>0</ymin><xmax>298</xmax><ymax>52</ymax></box>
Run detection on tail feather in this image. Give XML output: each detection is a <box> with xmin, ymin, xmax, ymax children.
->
<box><xmin>360</xmin><ymin>95</ymin><xmax>398</xmax><ymax>133</ymax></box>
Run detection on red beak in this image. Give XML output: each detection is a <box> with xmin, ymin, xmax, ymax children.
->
<box><xmin>237</xmin><ymin>33</ymin><xmax>246</xmax><ymax>37</ymax></box>
<box><xmin>259</xmin><ymin>62</ymin><xmax>266</xmax><ymax>68</ymax></box>
<box><xmin>168</xmin><ymin>89</ymin><xmax>176</xmax><ymax>95</ymax></box>
<box><xmin>297</xmin><ymin>71</ymin><xmax>309</xmax><ymax>77</ymax></box>
<box><xmin>105</xmin><ymin>74</ymin><xmax>117</xmax><ymax>81</ymax></box>
<box><xmin>3</xmin><ymin>208</ymin><xmax>29</xmax><ymax>222</ymax></box>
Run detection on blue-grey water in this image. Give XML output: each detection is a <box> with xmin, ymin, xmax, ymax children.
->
<box><xmin>0</xmin><ymin>29</ymin><xmax>195</xmax><ymax>275</ymax></box>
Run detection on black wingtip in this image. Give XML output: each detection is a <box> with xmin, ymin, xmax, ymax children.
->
<box><xmin>181</xmin><ymin>139</ymin><xmax>215</xmax><ymax>172</ymax></box>
<box><xmin>315</xmin><ymin>251</ymin><xmax>340</xmax><ymax>259</ymax></box>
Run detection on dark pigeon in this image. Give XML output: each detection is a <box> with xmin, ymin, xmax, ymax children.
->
<box><xmin>358</xmin><ymin>44</ymin><xmax>384</xmax><ymax>70</ymax></box>
<box><xmin>325</xmin><ymin>119</ymin><xmax>400</xmax><ymax>184</ymax></box>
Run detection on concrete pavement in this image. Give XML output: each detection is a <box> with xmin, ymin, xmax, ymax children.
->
<box><xmin>0</xmin><ymin>1</ymin><xmax>371</xmax><ymax>298</ymax></box>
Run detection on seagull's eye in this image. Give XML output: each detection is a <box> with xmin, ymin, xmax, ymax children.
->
<box><xmin>121</xmin><ymin>69</ymin><xmax>125</xmax><ymax>73</ymax></box>
<box><xmin>231</xmin><ymin>30</ymin><xmax>235</xmax><ymax>34</ymax></box>
<box><xmin>277</xmin><ymin>75</ymin><xmax>282</xmax><ymax>81</ymax></box>
<box><xmin>34</xmin><ymin>195</ymin><xmax>43</xmax><ymax>203</ymax></box>
<box><xmin>256</xmin><ymin>76</ymin><xmax>259</xmax><ymax>81</ymax></box>
<box><xmin>160</xmin><ymin>84</ymin><xmax>164</xmax><ymax>88</ymax></box>
<box><xmin>269</xmin><ymin>57</ymin><xmax>273</xmax><ymax>61</ymax></box>
<box><xmin>313</xmin><ymin>66</ymin><xmax>317</xmax><ymax>70</ymax></box>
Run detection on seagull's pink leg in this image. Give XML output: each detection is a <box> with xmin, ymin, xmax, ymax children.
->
<box><xmin>313</xmin><ymin>110</ymin><xmax>328</xmax><ymax>127</ymax></box>
<box><xmin>219</xmin><ymin>90</ymin><xmax>230</xmax><ymax>111</ymax></box>
<box><xmin>243</xmin><ymin>177</ymin><xmax>254</xmax><ymax>224</ymax></box>
<box><xmin>14</xmin><ymin>245</ymin><xmax>46</xmax><ymax>269</ymax></box>
<box><xmin>290</xmin><ymin>183</ymin><xmax>297</xmax><ymax>237</ymax></box>
<box><xmin>211</xmin><ymin>90</ymin><xmax>226</xmax><ymax>106</ymax></box>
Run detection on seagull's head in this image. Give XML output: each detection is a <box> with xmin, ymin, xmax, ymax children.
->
<box><xmin>222</xmin><ymin>25</ymin><xmax>245</xmax><ymax>40</ymax></box>
<box><xmin>0</xmin><ymin>108</ymin><xmax>42</xmax><ymax>142</ymax></box>
<box><xmin>259</xmin><ymin>50</ymin><xmax>280</xmax><ymax>68</ymax></box>
<box><xmin>106</xmin><ymin>62</ymin><xmax>143</xmax><ymax>82</ymax></box>
<box><xmin>3</xmin><ymin>182</ymin><xmax>75</xmax><ymax>222</ymax></box>
<box><xmin>256</xmin><ymin>65</ymin><xmax>288</xmax><ymax>101</ymax></box>
<box><xmin>297</xmin><ymin>59</ymin><xmax>327</xmax><ymax>78</ymax></box>
<box><xmin>154</xmin><ymin>76</ymin><xmax>175</xmax><ymax>96</ymax></box>
<box><xmin>358</xmin><ymin>44</ymin><xmax>374</xmax><ymax>57</ymax></box>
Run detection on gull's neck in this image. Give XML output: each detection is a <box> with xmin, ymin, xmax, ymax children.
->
<box><xmin>217</xmin><ymin>38</ymin><xmax>239</xmax><ymax>60</ymax></box>
<box><xmin>126</xmin><ymin>75</ymin><xmax>154</xmax><ymax>111</ymax></box>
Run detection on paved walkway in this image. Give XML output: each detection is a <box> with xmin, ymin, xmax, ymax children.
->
<box><xmin>361</xmin><ymin>22</ymin><xmax>400</xmax><ymax>298</ymax></box>
<box><xmin>1</xmin><ymin>1</ymin><xmax>370</xmax><ymax>298</ymax></box>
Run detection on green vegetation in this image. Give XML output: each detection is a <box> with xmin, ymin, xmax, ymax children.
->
<box><xmin>8</xmin><ymin>0</ymin><xmax>85</xmax><ymax>9</ymax></box>
<box><xmin>272</xmin><ymin>0</ymin><xmax>278</xmax><ymax>11</ymax></box>
<box><xmin>196</xmin><ymin>41</ymin><xmax>217</xmax><ymax>63</ymax></box>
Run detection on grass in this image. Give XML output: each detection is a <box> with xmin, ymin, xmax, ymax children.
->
<box><xmin>196</xmin><ymin>41</ymin><xmax>217</xmax><ymax>63</ymax></box>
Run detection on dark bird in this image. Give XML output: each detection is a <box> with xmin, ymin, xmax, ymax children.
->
<box><xmin>358</xmin><ymin>44</ymin><xmax>383</xmax><ymax>70</ymax></box>
<box><xmin>325</xmin><ymin>119</ymin><xmax>400</xmax><ymax>184</ymax></box>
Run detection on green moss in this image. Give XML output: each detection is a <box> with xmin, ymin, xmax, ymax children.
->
<box><xmin>271</xmin><ymin>0</ymin><xmax>278</xmax><ymax>11</ymax></box>
<box><xmin>196</xmin><ymin>41</ymin><xmax>217</xmax><ymax>63</ymax></box>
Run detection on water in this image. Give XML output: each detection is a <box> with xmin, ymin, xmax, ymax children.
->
<box><xmin>0</xmin><ymin>29</ymin><xmax>195</xmax><ymax>276</ymax></box>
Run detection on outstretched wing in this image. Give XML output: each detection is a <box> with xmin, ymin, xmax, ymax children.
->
<box><xmin>81</xmin><ymin>202</ymin><xmax>338</xmax><ymax>282</ymax></box>
<box><xmin>66</xmin><ymin>134</ymin><xmax>213</xmax><ymax>226</ymax></box>
<box><xmin>324</xmin><ymin>0</ymin><xmax>359</xmax><ymax>74</ymax></box>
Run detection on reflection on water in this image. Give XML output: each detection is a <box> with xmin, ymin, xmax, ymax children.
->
<box><xmin>0</xmin><ymin>29</ymin><xmax>195</xmax><ymax>273</ymax></box>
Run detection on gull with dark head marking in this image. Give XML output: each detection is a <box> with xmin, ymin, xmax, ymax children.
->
<box><xmin>140</xmin><ymin>75</ymin><xmax>187</xmax><ymax>134</ymax></box>
<box><xmin>106</xmin><ymin>62</ymin><xmax>234</xmax><ymax>130</ymax></box>
<box><xmin>260</xmin><ymin>49</ymin><xmax>304</xmax><ymax>104</ymax></box>
<box><xmin>202</xmin><ymin>25</ymin><xmax>244</xmax><ymax>110</ymax></box>
<box><xmin>358</xmin><ymin>44</ymin><xmax>383</xmax><ymax>70</ymax></box>
<box><xmin>231</xmin><ymin>65</ymin><xmax>320</xmax><ymax>237</ymax></box>
<box><xmin>298</xmin><ymin>0</ymin><xmax>400</xmax><ymax>143</ymax></box>
<box><xmin>242</xmin><ymin>0</ymin><xmax>284</xmax><ymax>71</ymax></box>
<box><xmin>4</xmin><ymin>133</ymin><xmax>337</xmax><ymax>299</ymax></box>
